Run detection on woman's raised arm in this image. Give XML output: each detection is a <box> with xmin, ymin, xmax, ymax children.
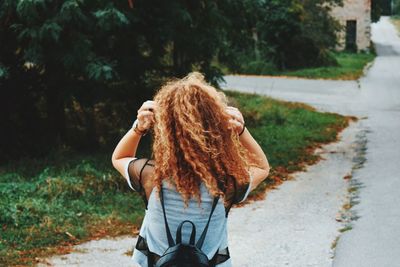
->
<box><xmin>111</xmin><ymin>100</ymin><xmax>156</xmax><ymax>183</ymax></box>
<box><xmin>226</xmin><ymin>106</ymin><xmax>270</xmax><ymax>191</ymax></box>
<box><xmin>239</xmin><ymin>128</ymin><xmax>270</xmax><ymax>191</ymax></box>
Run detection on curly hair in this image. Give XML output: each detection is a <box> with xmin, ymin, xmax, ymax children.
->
<box><xmin>152</xmin><ymin>72</ymin><xmax>256</xmax><ymax>204</ymax></box>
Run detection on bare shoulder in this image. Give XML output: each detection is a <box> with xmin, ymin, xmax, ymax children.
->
<box><xmin>129</xmin><ymin>158</ymin><xmax>155</xmax><ymax>179</ymax></box>
<box><xmin>131</xmin><ymin>158</ymin><xmax>155</xmax><ymax>197</ymax></box>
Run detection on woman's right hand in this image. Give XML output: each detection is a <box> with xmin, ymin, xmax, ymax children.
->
<box><xmin>226</xmin><ymin>106</ymin><xmax>245</xmax><ymax>135</ymax></box>
<box><xmin>137</xmin><ymin>100</ymin><xmax>157</xmax><ymax>131</ymax></box>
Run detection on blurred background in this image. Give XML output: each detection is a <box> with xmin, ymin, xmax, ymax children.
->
<box><xmin>1</xmin><ymin>0</ymin><xmax>399</xmax><ymax>265</ymax></box>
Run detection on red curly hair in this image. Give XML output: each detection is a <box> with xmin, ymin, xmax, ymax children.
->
<box><xmin>152</xmin><ymin>72</ymin><xmax>256</xmax><ymax>203</ymax></box>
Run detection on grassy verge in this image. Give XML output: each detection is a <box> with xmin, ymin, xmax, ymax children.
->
<box><xmin>0</xmin><ymin>91</ymin><xmax>351</xmax><ymax>266</ymax></box>
<box><xmin>273</xmin><ymin>52</ymin><xmax>375</xmax><ymax>80</ymax></box>
<box><xmin>226</xmin><ymin>91</ymin><xmax>353</xmax><ymax>199</ymax></box>
<box><xmin>0</xmin><ymin>153</ymin><xmax>145</xmax><ymax>266</ymax></box>
<box><xmin>234</xmin><ymin>52</ymin><xmax>375</xmax><ymax>80</ymax></box>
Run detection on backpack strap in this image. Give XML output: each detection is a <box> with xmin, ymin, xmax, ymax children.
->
<box><xmin>176</xmin><ymin>220</ymin><xmax>196</xmax><ymax>245</ymax></box>
<box><xmin>196</xmin><ymin>196</ymin><xmax>219</xmax><ymax>249</ymax></box>
<box><xmin>160</xmin><ymin>183</ymin><xmax>220</xmax><ymax>249</ymax></box>
<box><xmin>159</xmin><ymin>184</ymin><xmax>175</xmax><ymax>247</ymax></box>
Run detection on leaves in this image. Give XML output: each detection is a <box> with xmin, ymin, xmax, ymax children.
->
<box><xmin>93</xmin><ymin>6</ymin><xmax>129</xmax><ymax>31</ymax></box>
<box><xmin>220</xmin><ymin>0</ymin><xmax>342</xmax><ymax>70</ymax></box>
<box><xmin>0</xmin><ymin>0</ymin><xmax>346</xmax><ymax>162</ymax></box>
<box><xmin>0</xmin><ymin>64</ymin><xmax>9</xmax><ymax>79</ymax></box>
<box><xmin>22</xmin><ymin>43</ymin><xmax>43</xmax><ymax>65</ymax></box>
<box><xmin>395</xmin><ymin>0</ymin><xmax>400</xmax><ymax>15</ymax></box>
<box><xmin>16</xmin><ymin>0</ymin><xmax>45</xmax><ymax>23</ymax></box>
<box><xmin>0</xmin><ymin>0</ymin><xmax>17</xmax><ymax>19</ymax></box>
<box><xmin>39</xmin><ymin>21</ymin><xmax>62</xmax><ymax>42</ymax></box>
<box><xmin>86</xmin><ymin>59</ymin><xmax>118</xmax><ymax>81</ymax></box>
<box><xmin>62</xmin><ymin>36</ymin><xmax>93</xmax><ymax>71</ymax></box>
<box><xmin>60</xmin><ymin>0</ymin><xmax>86</xmax><ymax>24</ymax></box>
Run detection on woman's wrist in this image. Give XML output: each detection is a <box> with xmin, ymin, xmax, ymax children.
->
<box><xmin>132</xmin><ymin>119</ymin><xmax>148</xmax><ymax>136</ymax></box>
<box><xmin>238</xmin><ymin>122</ymin><xmax>246</xmax><ymax>136</ymax></box>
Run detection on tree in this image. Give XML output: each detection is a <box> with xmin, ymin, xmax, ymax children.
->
<box><xmin>288</xmin><ymin>0</ymin><xmax>342</xmax><ymax>68</ymax></box>
<box><xmin>0</xmin><ymin>0</ymin><xmax>130</xmax><ymax>157</ymax></box>
<box><xmin>394</xmin><ymin>0</ymin><xmax>400</xmax><ymax>15</ymax></box>
<box><xmin>219</xmin><ymin>0</ymin><xmax>342</xmax><ymax>70</ymax></box>
<box><xmin>0</xmin><ymin>0</ymin><xmax>228</xmax><ymax>159</ymax></box>
<box><xmin>372</xmin><ymin>0</ymin><xmax>393</xmax><ymax>22</ymax></box>
<box><xmin>0</xmin><ymin>0</ymin><xmax>346</xmax><ymax>160</ymax></box>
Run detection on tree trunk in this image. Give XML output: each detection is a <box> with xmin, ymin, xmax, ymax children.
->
<box><xmin>173</xmin><ymin>41</ymin><xmax>188</xmax><ymax>77</ymax></box>
<box><xmin>83</xmin><ymin>104</ymin><xmax>99</xmax><ymax>150</ymax></box>
<box><xmin>252</xmin><ymin>27</ymin><xmax>260</xmax><ymax>61</ymax></box>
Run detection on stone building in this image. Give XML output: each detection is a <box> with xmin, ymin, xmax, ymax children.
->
<box><xmin>330</xmin><ymin>0</ymin><xmax>372</xmax><ymax>51</ymax></box>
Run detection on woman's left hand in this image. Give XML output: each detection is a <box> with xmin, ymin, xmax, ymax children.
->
<box><xmin>226</xmin><ymin>106</ymin><xmax>245</xmax><ymax>134</ymax></box>
<box><xmin>137</xmin><ymin>100</ymin><xmax>157</xmax><ymax>132</ymax></box>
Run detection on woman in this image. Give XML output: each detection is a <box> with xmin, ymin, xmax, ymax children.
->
<box><xmin>112</xmin><ymin>72</ymin><xmax>270</xmax><ymax>266</ymax></box>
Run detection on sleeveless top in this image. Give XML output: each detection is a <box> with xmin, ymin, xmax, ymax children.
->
<box><xmin>125</xmin><ymin>158</ymin><xmax>253</xmax><ymax>267</ymax></box>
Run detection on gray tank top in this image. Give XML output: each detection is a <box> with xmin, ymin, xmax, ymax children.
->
<box><xmin>126</xmin><ymin>160</ymin><xmax>252</xmax><ymax>267</ymax></box>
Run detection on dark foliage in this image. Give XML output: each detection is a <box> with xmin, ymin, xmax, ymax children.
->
<box><xmin>0</xmin><ymin>0</ymin><xmax>343</xmax><ymax>161</ymax></box>
<box><xmin>372</xmin><ymin>0</ymin><xmax>393</xmax><ymax>22</ymax></box>
<box><xmin>219</xmin><ymin>0</ymin><xmax>342</xmax><ymax>70</ymax></box>
<box><xmin>0</xmin><ymin>0</ymin><xmax>226</xmax><ymax>161</ymax></box>
<box><xmin>393</xmin><ymin>0</ymin><xmax>400</xmax><ymax>15</ymax></box>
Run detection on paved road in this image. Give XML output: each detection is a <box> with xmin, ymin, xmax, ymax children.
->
<box><xmin>332</xmin><ymin>17</ymin><xmax>400</xmax><ymax>267</ymax></box>
<box><xmin>223</xmin><ymin>76</ymin><xmax>361</xmax><ymax>116</ymax></box>
<box><xmin>224</xmin><ymin>16</ymin><xmax>400</xmax><ymax>267</ymax></box>
<box><xmin>228</xmin><ymin>123</ymin><xmax>362</xmax><ymax>267</ymax></box>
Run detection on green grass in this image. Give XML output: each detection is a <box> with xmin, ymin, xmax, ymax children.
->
<box><xmin>0</xmin><ymin>91</ymin><xmax>349</xmax><ymax>266</ymax></box>
<box><xmin>234</xmin><ymin>52</ymin><xmax>376</xmax><ymax>80</ymax></box>
<box><xmin>274</xmin><ymin>52</ymin><xmax>375</xmax><ymax>80</ymax></box>
<box><xmin>0</xmin><ymin>153</ymin><xmax>145</xmax><ymax>266</ymax></box>
<box><xmin>226</xmin><ymin>91</ymin><xmax>348</xmax><ymax>167</ymax></box>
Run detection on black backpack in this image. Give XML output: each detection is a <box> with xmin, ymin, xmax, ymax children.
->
<box><xmin>154</xmin><ymin>186</ymin><xmax>220</xmax><ymax>267</ymax></box>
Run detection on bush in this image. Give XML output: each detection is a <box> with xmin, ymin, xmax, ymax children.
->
<box><xmin>394</xmin><ymin>0</ymin><xmax>400</xmax><ymax>15</ymax></box>
<box><xmin>241</xmin><ymin>60</ymin><xmax>277</xmax><ymax>75</ymax></box>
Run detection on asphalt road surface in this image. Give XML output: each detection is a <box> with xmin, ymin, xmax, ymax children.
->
<box><xmin>332</xmin><ymin>16</ymin><xmax>400</xmax><ymax>267</ymax></box>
